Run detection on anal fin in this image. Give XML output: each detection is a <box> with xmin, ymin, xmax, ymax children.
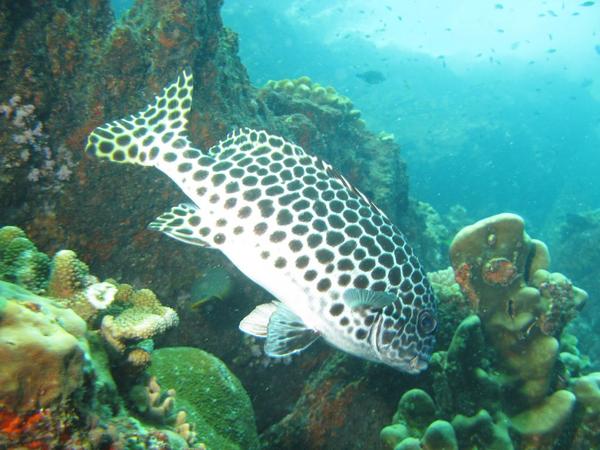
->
<box><xmin>148</xmin><ymin>203</ymin><xmax>212</xmax><ymax>247</ymax></box>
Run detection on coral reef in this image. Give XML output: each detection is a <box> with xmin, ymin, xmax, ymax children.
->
<box><xmin>449</xmin><ymin>213</ymin><xmax>586</xmax><ymax>406</ymax></box>
<box><xmin>0</xmin><ymin>228</ymin><xmax>260</xmax><ymax>448</ymax></box>
<box><xmin>264</xmin><ymin>76</ymin><xmax>361</xmax><ymax>122</ymax></box>
<box><xmin>380</xmin><ymin>213</ymin><xmax>597</xmax><ymax>450</ymax></box>
<box><xmin>100</xmin><ymin>286</ymin><xmax>179</xmax><ymax>354</ymax></box>
<box><xmin>551</xmin><ymin>209</ymin><xmax>600</xmax><ymax>369</ymax></box>
<box><xmin>258</xmin><ymin>75</ymin><xmax>408</xmax><ymax>226</ymax></box>
<box><xmin>148</xmin><ymin>346</ymin><xmax>259</xmax><ymax>450</ymax></box>
<box><xmin>0</xmin><ymin>225</ymin><xmax>121</xmax><ymax>322</ymax></box>
<box><xmin>1</xmin><ymin>1</ymin><xmax>598</xmax><ymax>449</ymax></box>
<box><xmin>0</xmin><ymin>281</ymin><xmax>88</xmax><ymax>415</ymax></box>
<box><xmin>0</xmin><ymin>225</ymin><xmax>179</xmax><ymax>369</ymax></box>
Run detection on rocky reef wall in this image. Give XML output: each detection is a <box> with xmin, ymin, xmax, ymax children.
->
<box><xmin>0</xmin><ymin>0</ymin><xmax>409</xmax><ymax>295</ymax></box>
<box><xmin>0</xmin><ymin>0</ymin><xmax>411</xmax><ymax>448</ymax></box>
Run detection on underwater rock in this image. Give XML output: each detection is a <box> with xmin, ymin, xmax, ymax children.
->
<box><xmin>261</xmin><ymin>351</ymin><xmax>405</xmax><ymax>450</ymax></box>
<box><xmin>148</xmin><ymin>346</ymin><xmax>259</xmax><ymax>450</ymax></box>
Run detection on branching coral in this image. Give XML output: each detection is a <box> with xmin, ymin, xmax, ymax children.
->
<box><xmin>0</xmin><ymin>226</ymin><xmax>50</xmax><ymax>293</ymax></box>
<box><xmin>449</xmin><ymin>213</ymin><xmax>587</xmax><ymax>405</ymax></box>
<box><xmin>382</xmin><ymin>213</ymin><xmax>596</xmax><ymax>450</ymax></box>
<box><xmin>46</xmin><ymin>249</ymin><xmax>93</xmax><ymax>298</ymax></box>
<box><xmin>0</xmin><ymin>281</ymin><xmax>88</xmax><ymax>414</ymax></box>
<box><xmin>130</xmin><ymin>375</ymin><xmax>197</xmax><ymax>445</ymax></box>
<box><xmin>100</xmin><ymin>287</ymin><xmax>179</xmax><ymax>353</ymax></box>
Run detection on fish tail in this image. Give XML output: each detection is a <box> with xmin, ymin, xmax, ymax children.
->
<box><xmin>85</xmin><ymin>70</ymin><xmax>195</xmax><ymax>167</ymax></box>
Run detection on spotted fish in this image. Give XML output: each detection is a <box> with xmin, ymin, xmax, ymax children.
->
<box><xmin>85</xmin><ymin>71</ymin><xmax>437</xmax><ymax>374</ymax></box>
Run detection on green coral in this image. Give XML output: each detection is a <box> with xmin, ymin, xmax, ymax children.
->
<box><xmin>381</xmin><ymin>387</ymin><xmax>505</xmax><ymax>450</ymax></box>
<box><xmin>0</xmin><ymin>226</ymin><xmax>50</xmax><ymax>293</ymax></box>
<box><xmin>14</xmin><ymin>249</ymin><xmax>50</xmax><ymax>293</ymax></box>
<box><xmin>148</xmin><ymin>347</ymin><xmax>259</xmax><ymax>450</ymax></box>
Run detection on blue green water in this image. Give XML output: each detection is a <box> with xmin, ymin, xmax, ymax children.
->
<box><xmin>221</xmin><ymin>0</ymin><xmax>600</xmax><ymax>232</ymax></box>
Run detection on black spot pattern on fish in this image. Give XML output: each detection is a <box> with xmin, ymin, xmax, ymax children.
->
<box><xmin>89</xmin><ymin>70</ymin><xmax>437</xmax><ymax>373</ymax></box>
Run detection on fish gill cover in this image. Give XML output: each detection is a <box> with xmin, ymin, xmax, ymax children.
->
<box><xmin>0</xmin><ymin>0</ymin><xmax>599</xmax><ymax>449</ymax></box>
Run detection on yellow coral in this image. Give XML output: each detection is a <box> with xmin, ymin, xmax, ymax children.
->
<box><xmin>449</xmin><ymin>213</ymin><xmax>588</xmax><ymax>442</ymax></box>
<box><xmin>264</xmin><ymin>77</ymin><xmax>358</xmax><ymax>115</ymax></box>
<box><xmin>46</xmin><ymin>249</ymin><xmax>92</xmax><ymax>298</ymax></box>
<box><xmin>100</xmin><ymin>287</ymin><xmax>178</xmax><ymax>353</ymax></box>
<box><xmin>127</xmin><ymin>347</ymin><xmax>152</xmax><ymax>369</ymax></box>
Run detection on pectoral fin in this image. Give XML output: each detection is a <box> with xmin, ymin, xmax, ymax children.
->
<box><xmin>342</xmin><ymin>288</ymin><xmax>397</xmax><ymax>310</ymax></box>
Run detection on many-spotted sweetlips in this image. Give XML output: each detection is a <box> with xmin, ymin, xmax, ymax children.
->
<box><xmin>86</xmin><ymin>71</ymin><xmax>437</xmax><ymax>374</ymax></box>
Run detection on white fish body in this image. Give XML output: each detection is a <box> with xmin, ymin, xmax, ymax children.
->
<box><xmin>86</xmin><ymin>71</ymin><xmax>437</xmax><ymax>374</ymax></box>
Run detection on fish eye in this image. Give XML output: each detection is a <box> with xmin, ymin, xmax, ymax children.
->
<box><xmin>417</xmin><ymin>310</ymin><xmax>437</xmax><ymax>335</ymax></box>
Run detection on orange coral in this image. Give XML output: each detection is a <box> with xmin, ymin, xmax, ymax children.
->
<box><xmin>454</xmin><ymin>262</ymin><xmax>479</xmax><ymax>308</ymax></box>
<box><xmin>0</xmin><ymin>408</ymin><xmax>50</xmax><ymax>443</ymax></box>
<box><xmin>482</xmin><ymin>257</ymin><xmax>518</xmax><ymax>286</ymax></box>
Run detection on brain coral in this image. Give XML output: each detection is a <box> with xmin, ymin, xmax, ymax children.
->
<box><xmin>148</xmin><ymin>346</ymin><xmax>259</xmax><ymax>450</ymax></box>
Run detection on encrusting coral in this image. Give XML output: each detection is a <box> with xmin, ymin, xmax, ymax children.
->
<box><xmin>264</xmin><ymin>76</ymin><xmax>360</xmax><ymax>119</ymax></box>
<box><xmin>0</xmin><ymin>281</ymin><xmax>88</xmax><ymax>414</ymax></box>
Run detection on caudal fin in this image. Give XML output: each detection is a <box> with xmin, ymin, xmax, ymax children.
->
<box><xmin>85</xmin><ymin>70</ymin><xmax>194</xmax><ymax>166</ymax></box>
